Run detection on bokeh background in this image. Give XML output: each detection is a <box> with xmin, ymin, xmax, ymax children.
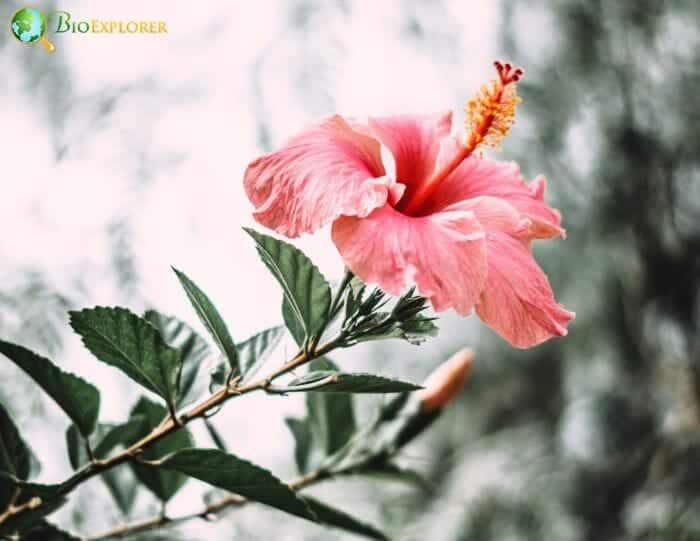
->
<box><xmin>2</xmin><ymin>0</ymin><xmax>700</xmax><ymax>539</ymax></box>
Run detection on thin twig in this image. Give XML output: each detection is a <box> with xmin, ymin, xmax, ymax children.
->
<box><xmin>0</xmin><ymin>495</ymin><xmax>42</xmax><ymax>525</ymax></box>
<box><xmin>0</xmin><ymin>488</ymin><xmax>21</xmax><ymax>524</ymax></box>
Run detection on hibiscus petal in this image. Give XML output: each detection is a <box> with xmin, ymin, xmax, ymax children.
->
<box><xmin>331</xmin><ymin>203</ymin><xmax>487</xmax><ymax>315</ymax></box>
<box><xmin>369</xmin><ymin>112</ymin><xmax>452</xmax><ymax>205</ymax></box>
<box><xmin>426</xmin><ymin>149</ymin><xmax>564</xmax><ymax>238</ymax></box>
<box><xmin>476</xmin><ymin>231</ymin><xmax>574</xmax><ymax>348</ymax></box>
<box><xmin>452</xmin><ymin>195</ymin><xmax>574</xmax><ymax>348</ymax></box>
<box><xmin>244</xmin><ymin>115</ymin><xmax>391</xmax><ymax>238</ymax></box>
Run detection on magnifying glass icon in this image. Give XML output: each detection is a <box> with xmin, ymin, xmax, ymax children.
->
<box><xmin>10</xmin><ymin>7</ymin><xmax>56</xmax><ymax>53</ymax></box>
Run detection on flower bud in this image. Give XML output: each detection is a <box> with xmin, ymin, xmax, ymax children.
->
<box><xmin>418</xmin><ymin>349</ymin><xmax>473</xmax><ymax>412</ymax></box>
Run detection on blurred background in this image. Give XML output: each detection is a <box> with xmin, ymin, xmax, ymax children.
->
<box><xmin>2</xmin><ymin>0</ymin><xmax>700</xmax><ymax>539</ymax></box>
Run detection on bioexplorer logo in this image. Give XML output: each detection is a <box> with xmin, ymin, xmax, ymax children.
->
<box><xmin>10</xmin><ymin>7</ymin><xmax>168</xmax><ymax>53</ymax></box>
<box><xmin>10</xmin><ymin>7</ymin><xmax>55</xmax><ymax>52</ymax></box>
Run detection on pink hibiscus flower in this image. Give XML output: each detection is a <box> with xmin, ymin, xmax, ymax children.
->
<box><xmin>244</xmin><ymin>62</ymin><xmax>574</xmax><ymax>348</ymax></box>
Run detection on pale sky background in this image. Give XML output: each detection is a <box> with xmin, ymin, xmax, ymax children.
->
<box><xmin>0</xmin><ymin>1</ymin><xmax>562</xmax><ymax>538</ymax></box>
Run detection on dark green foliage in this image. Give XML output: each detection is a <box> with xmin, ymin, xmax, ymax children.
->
<box><xmin>0</xmin><ymin>403</ymin><xmax>30</xmax><ymax>512</ymax></box>
<box><xmin>236</xmin><ymin>325</ymin><xmax>285</xmax><ymax>379</ymax></box>
<box><xmin>159</xmin><ymin>448</ymin><xmax>315</xmax><ymax>521</ymax></box>
<box><xmin>210</xmin><ymin>325</ymin><xmax>284</xmax><ymax>387</ymax></box>
<box><xmin>67</xmin><ymin>421</ymin><xmax>147</xmax><ymax>514</ymax></box>
<box><xmin>282</xmin><ymin>297</ymin><xmax>306</xmax><ymax>346</ymax></box>
<box><xmin>92</xmin><ymin>418</ymin><xmax>147</xmax><ymax>459</ymax></box>
<box><xmin>307</xmin><ymin>390</ymin><xmax>356</xmax><ymax>459</ymax></box>
<box><xmin>101</xmin><ymin>466</ymin><xmax>139</xmax><ymax>516</ymax></box>
<box><xmin>128</xmin><ymin>398</ymin><xmax>194</xmax><ymax>502</ymax></box>
<box><xmin>172</xmin><ymin>269</ymin><xmax>240</xmax><ymax>377</ymax></box>
<box><xmin>66</xmin><ymin>418</ymin><xmax>147</xmax><ymax>470</ymax></box>
<box><xmin>69</xmin><ymin>307</ymin><xmax>181</xmax><ymax>409</ymax></box>
<box><xmin>0</xmin><ymin>341</ymin><xmax>100</xmax><ymax>436</ymax></box>
<box><xmin>305</xmin><ymin>359</ymin><xmax>356</xmax><ymax>457</ymax></box>
<box><xmin>144</xmin><ymin>310</ymin><xmax>210</xmax><ymax>408</ymax></box>
<box><xmin>342</xmin><ymin>286</ymin><xmax>438</xmax><ymax>346</ymax></box>
<box><xmin>64</xmin><ymin>424</ymin><xmax>86</xmax><ymax>470</ymax></box>
<box><xmin>284</xmin><ymin>358</ymin><xmax>359</xmax><ymax>473</ymax></box>
<box><xmin>245</xmin><ymin>228</ymin><xmax>331</xmax><ymax>344</ymax></box>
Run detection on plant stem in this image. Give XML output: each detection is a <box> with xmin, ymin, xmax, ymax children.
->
<box><xmin>84</xmin><ymin>469</ymin><xmax>326</xmax><ymax>540</ymax></box>
<box><xmin>0</xmin><ymin>338</ymin><xmax>341</xmax><ymax>529</ymax></box>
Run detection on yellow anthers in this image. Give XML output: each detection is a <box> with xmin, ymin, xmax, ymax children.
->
<box><xmin>464</xmin><ymin>60</ymin><xmax>523</xmax><ymax>151</ymax></box>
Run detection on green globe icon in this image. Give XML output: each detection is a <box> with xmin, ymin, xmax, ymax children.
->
<box><xmin>10</xmin><ymin>7</ymin><xmax>55</xmax><ymax>52</ymax></box>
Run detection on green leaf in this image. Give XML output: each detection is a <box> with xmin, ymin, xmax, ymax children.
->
<box><xmin>287</xmin><ymin>371</ymin><xmax>422</xmax><ymax>394</ymax></box>
<box><xmin>303</xmin><ymin>496</ymin><xmax>389</xmax><ymax>540</ymax></box>
<box><xmin>172</xmin><ymin>268</ymin><xmax>239</xmax><ymax>377</ymax></box>
<box><xmin>344</xmin><ymin>282</ymin><xmax>366</xmax><ymax>321</ymax></box>
<box><xmin>283</xmin><ymin>298</ymin><xmax>305</xmax><ymax>347</ymax></box>
<box><xmin>245</xmin><ymin>228</ymin><xmax>331</xmax><ymax>343</ymax></box>
<box><xmin>238</xmin><ymin>325</ymin><xmax>285</xmax><ymax>379</ymax></box>
<box><xmin>210</xmin><ymin>325</ymin><xmax>285</xmax><ymax>387</ymax></box>
<box><xmin>307</xmin><ymin>391</ymin><xmax>355</xmax><ymax>457</ymax></box>
<box><xmin>285</xmin><ymin>417</ymin><xmax>312</xmax><ymax>473</ymax></box>
<box><xmin>304</xmin><ymin>358</ymin><xmax>356</xmax><ymax>458</ymax></box>
<box><xmin>93</xmin><ymin>418</ymin><xmax>147</xmax><ymax>459</ymax></box>
<box><xmin>306</xmin><ymin>358</ymin><xmax>356</xmax><ymax>457</ymax></box>
<box><xmin>66</xmin><ymin>419</ymin><xmax>145</xmax><ymax>471</ymax></box>
<box><xmin>129</xmin><ymin>398</ymin><xmax>193</xmax><ymax>502</ymax></box>
<box><xmin>0</xmin><ymin>341</ymin><xmax>100</xmax><ymax>436</ymax></box>
<box><xmin>0</xmin><ymin>402</ymin><xmax>30</xmax><ymax>512</ymax></box>
<box><xmin>69</xmin><ymin>307</ymin><xmax>181</xmax><ymax>408</ymax></box>
<box><xmin>24</xmin><ymin>521</ymin><xmax>79</xmax><ymax>540</ymax></box>
<box><xmin>160</xmin><ymin>448</ymin><xmax>315</xmax><ymax>522</ymax></box>
<box><xmin>64</xmin><ymin>425</ymin><xmax>85</xmax><ymax>471</ymax></box>
<box><xmin>0</xmin><ymin>404</ymin><xmax>30</xmax><ymax>480</ymax></box>
<box><xmin>144</xmin><ymin>310</ymin><xmax>210</xmax><ymax>408</ymax></box>
<box><xmin>101</xmin><ymin>467</ymin><xmax>138</xmax><ymax>516</ymax></box>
